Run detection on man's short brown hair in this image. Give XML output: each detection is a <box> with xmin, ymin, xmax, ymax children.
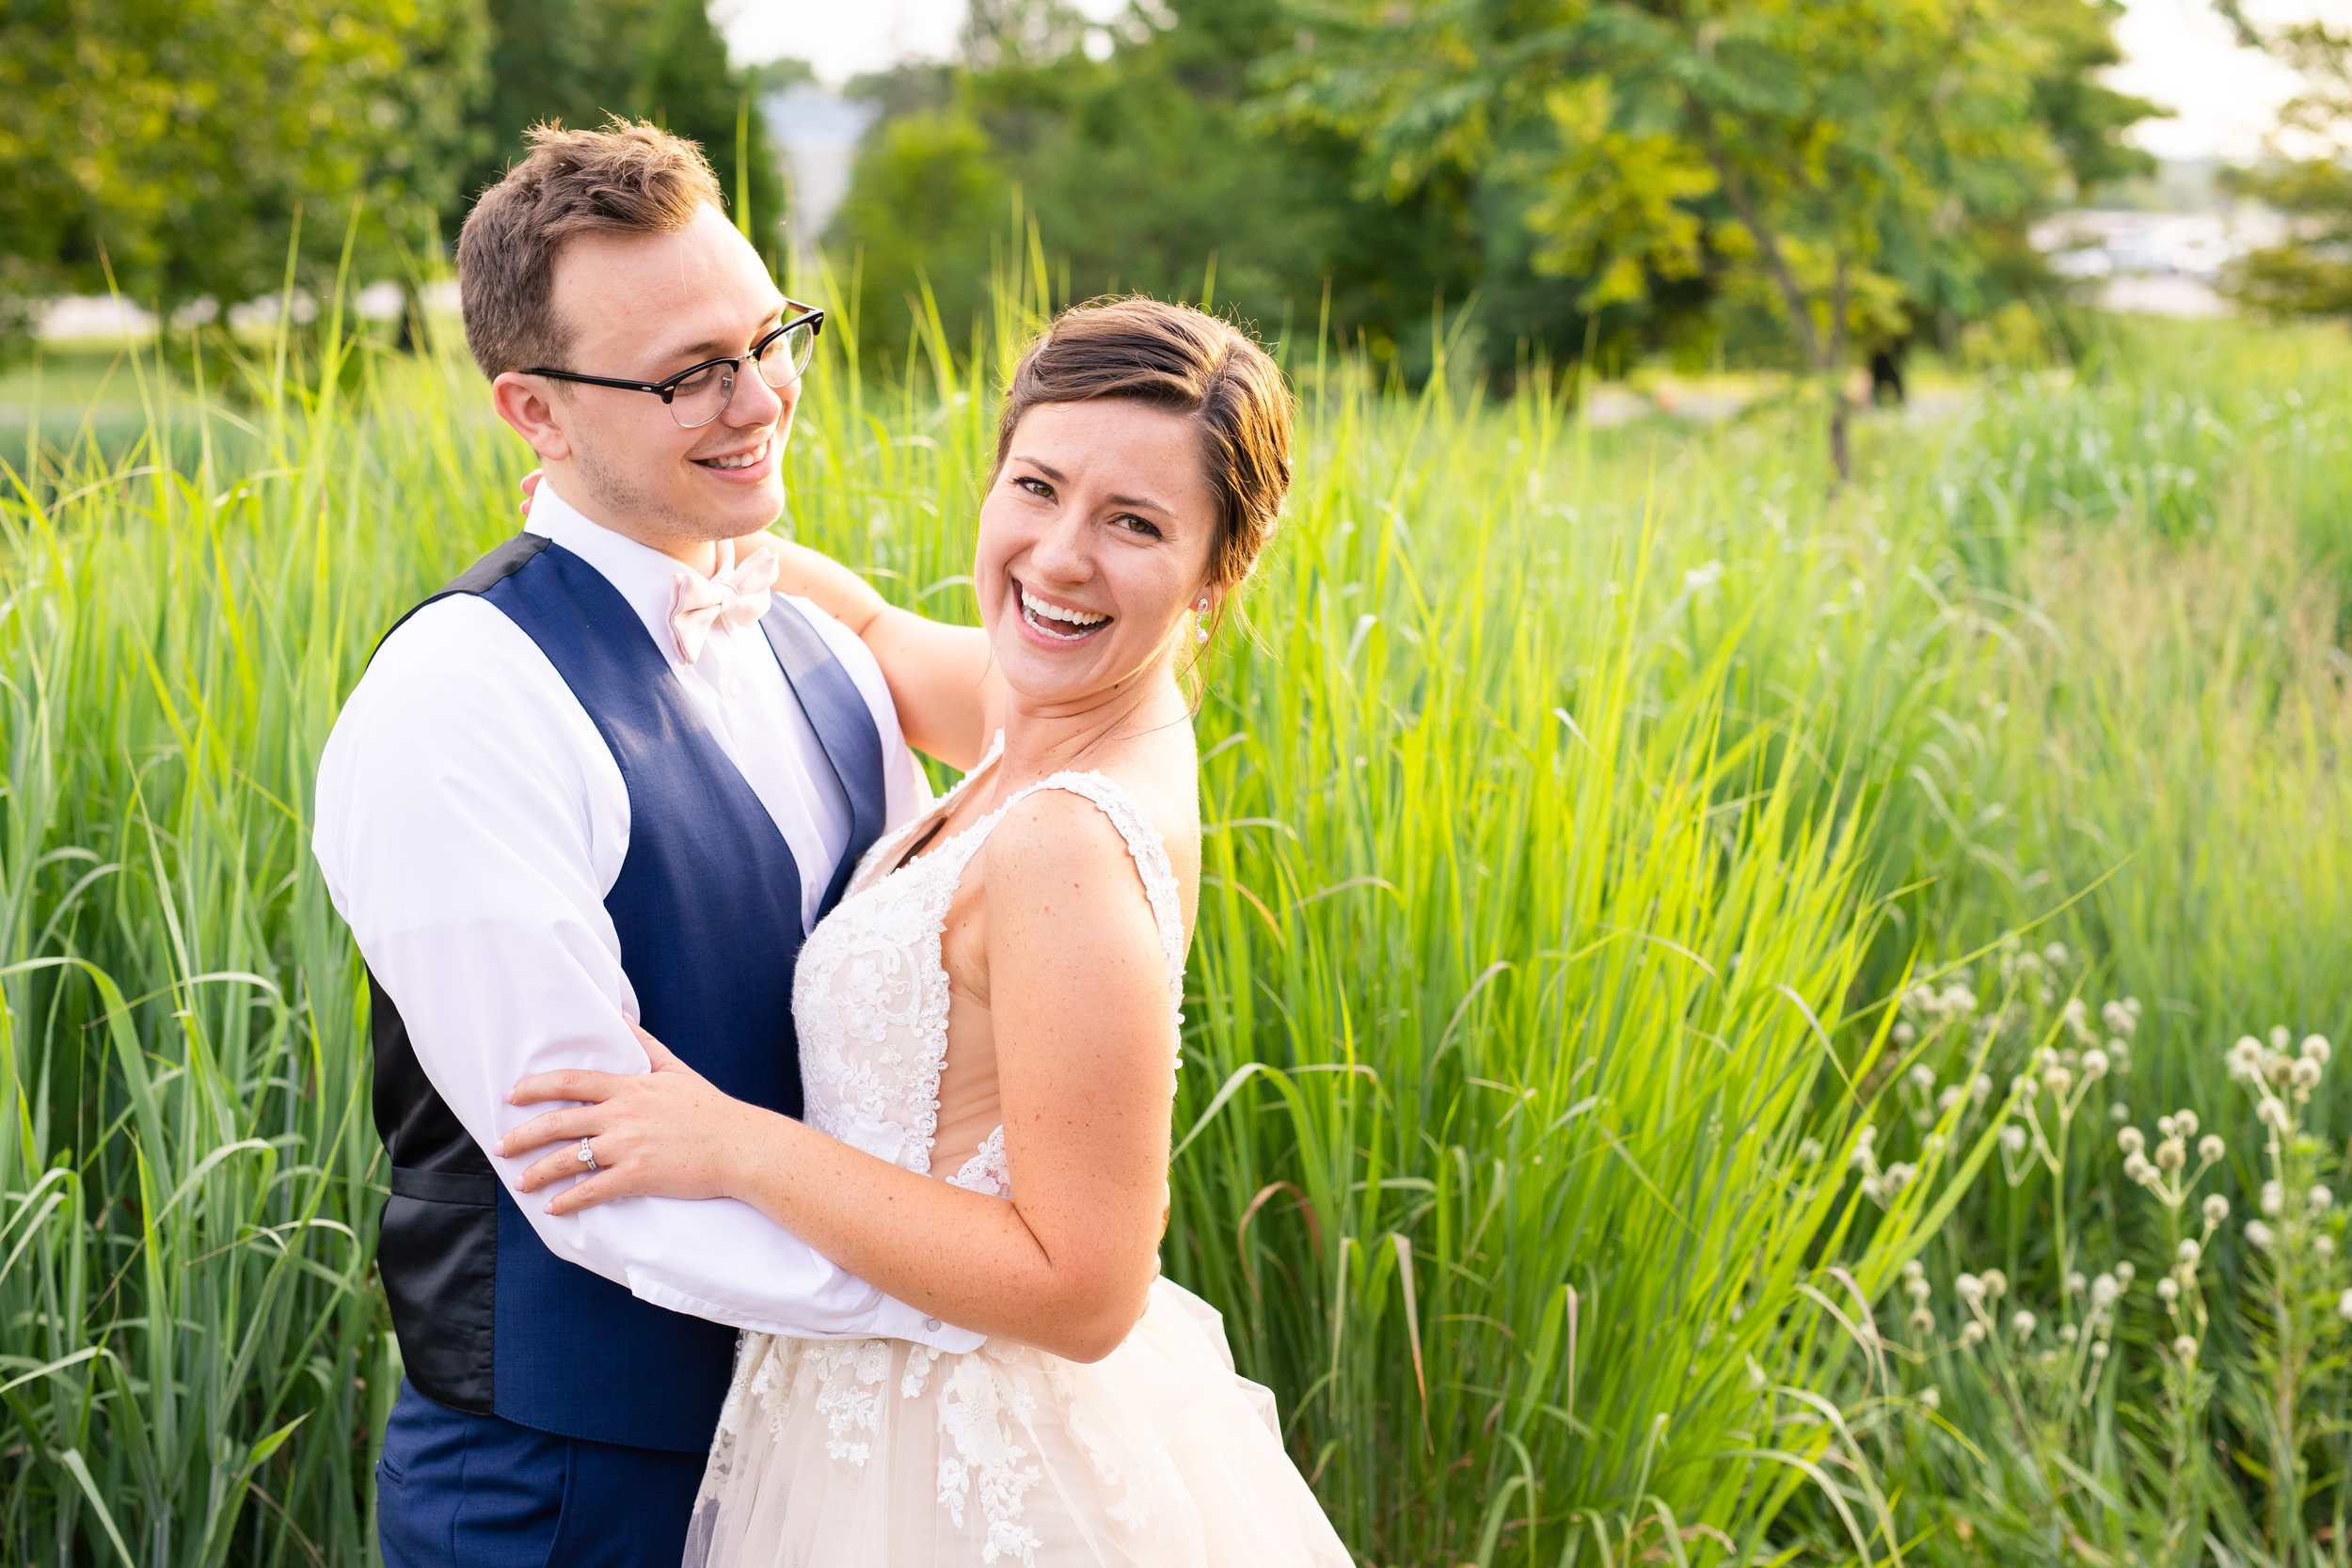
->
<box><xmin>456</xmin><ymin>119</ymin><xmax>724</xmax><ymax>380</ymax></box>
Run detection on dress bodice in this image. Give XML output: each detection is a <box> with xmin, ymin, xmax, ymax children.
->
<box><xmin>791</xmin><ymin>735</ymin><xmax>1187</xmax><ymax>1198</ymax></box>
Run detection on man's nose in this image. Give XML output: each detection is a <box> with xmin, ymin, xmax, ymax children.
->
<box><xmin>724</xmin><ymin>366</ymin><xmax>789</xmax><ymax>427</ymax></box>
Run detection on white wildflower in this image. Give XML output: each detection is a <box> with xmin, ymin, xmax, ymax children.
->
<box><xmin>2176</xmin><ymin>1239</ymin><xmax>2201</xmax><ymax>1267</ymax></box>
<box><xmin>1891</xmin><ymin>1021</ymin><xmax>1915</xmax><ymax>1046</ymax></box>
<box><xmin>2198</xmin><ymin>1134</ymin><xmax>2224</xmax><ymax>1164</ymax></box>
<box><xmin>2302</xmin><ymin>1035</ymin><xmax>2331</xmax><ymax>1066</ymax></box>
<box><xmin>2271</xmin><ymin>1025</ymin><xmax>2293</xmax><ymax>1050</ymax></box>
<box><xmin>2118</xmin><ymin>1127</ymin><xmax>2146</xmax><ymax>1156</ymax></box>
<box><xmin>2156</xmin><ymin>1277</ymin><xmax>2180</xmax><ymax>1303</ymax></box>
<box><xmin>1918</xmin><ymin>1386</ymin><xmax>1941</xmax><ymax>1410</ymax></box>
<box><xmin>1999</xmin><ymin>1125</ymin><xmax>2027</xmax><ymax>1156</ymax></box>
<box><xmin>2246</xmin><ymin>1220</ymin><xmax>2277</xmax><ymax>1251</ymax></box>
<box><xmin>1980</xmin><ymin>1269</ymin><xmax>2008</xmax><ymax>1299</ymax></box>
<box><xmin>2011</xmin><ymin>1310</ymin><xmax>2037</xmax><ymax>1338</ymax></box>
<box><xmin>2082</xmin><ymin>1050</ymin><xmax>2109</xmax><ymax>1079</ymax></box>
<box><xmin>2044</xmin><ymin>942</ymin><xmax>2070</xmax><ymax>966</ymax></box>
<box><xmin>2109</xmin><ymin>1101</ymin><xmax>2131</xmax><ymax>1123</ymax></box>
<box><xmin>2114</xmin><ymin>1260</ymin><xmax>2136</xmax><ymax>1284</ymax></box>
<box><xmin>1938</xmin><ymin>1085</ymin><xmax>1964</xmax><ymax>1114</ymax></box>
<box><xmin>2309</xmin><ymin>1184</ymin><xmax>2333</xmax><ymax>1212</ymax></box>
<box><xmin>2262</xmin><ymin>1180</ymin><xmax>2285</xmax><ymax>1215</ymax></box>
<box><xmin>2090</xmin><ymin>1274</ymin><xmax>2120</xmax><ymax>1307</ymax></box>
<box><xmin>1971</xmin><ymin>1074</ymin><xmax>1994</xmax><ymax>1103</ymax></box>
<box><xmin>1909</xmin><ymin>1307</ymin><xmax>1934</xmax><ymax>1335</ymax></box>
<box><xmin>1908</xmin><ymin>1063</ymin><xmax>1936</xmax><ymax>1093</ymax></box>
<box><xmin>1955</xmin><ymin>1273</ymin><xmax>1983</xmax><ymax>1303</ymax></box>
<box><xmin>2173</xmin><ymin>1335</ymin><xmax>2199</xmax><ymax>1360</ymax></box>
<box><xmin>2203</xmin><ymin>1194</ymin><xmax>2229</xmax><ymax>1226</ymax></box>
<box><xmin>2292</xmin><ymin>1058</ymin><xmax>2323</xmax><ymax>1090</ymax></box>
<box><xmin>1960</xmin><ymin>1321</ymin><xmax>1985</xmax><ymax>1348</ymax></box>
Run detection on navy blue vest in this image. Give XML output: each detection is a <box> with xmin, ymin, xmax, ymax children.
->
<box><xmin>368</xmin><ymin>534</ymin><xmax>886</xmax><ymax>1453</ymax></box>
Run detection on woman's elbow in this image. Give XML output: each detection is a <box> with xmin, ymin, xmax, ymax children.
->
<box><xmin>1044</xmin><ymin>1278</ymin><xmax>1153</xmax><ymax>1365</ymax></box>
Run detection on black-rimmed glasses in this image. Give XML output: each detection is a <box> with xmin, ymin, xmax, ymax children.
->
<box><xmin>526</xmin><ymin>306</ymin><xmax>825</xmax><ymax>429</ymax></box>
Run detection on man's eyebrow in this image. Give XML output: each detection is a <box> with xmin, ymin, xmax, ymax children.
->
<box><xmin>666</xmin><ymin>305</ymin><xmax>786</xmax><ymax>364</ymax></box>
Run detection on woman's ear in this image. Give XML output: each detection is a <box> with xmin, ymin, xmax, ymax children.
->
<box><xmin>492</xmin><ymin>372</ymin><xmax>573</xmax><ymax>463</ymax></box>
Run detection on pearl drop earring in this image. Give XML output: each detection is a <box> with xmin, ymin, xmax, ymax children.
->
<box><xmin>1195</xmin><ymin>598</ymin><xmax>1211</xmax><ymax>644</ymax></box>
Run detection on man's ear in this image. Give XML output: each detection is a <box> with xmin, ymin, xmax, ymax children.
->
<box><xmin>492</xmin><ymin>372</ymin><xmax>573</xmax><ymax>462</ymax></box>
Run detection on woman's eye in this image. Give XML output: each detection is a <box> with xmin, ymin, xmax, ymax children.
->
<box><xmin>1015</xmin><ymin>477</ymin><xmax>1053</xmax><ymax>499</ymax></box>
<box><xmin>1116</xmin><ymin>515</ymin><xmax>1163</xmax><ymax>539</ymax></box>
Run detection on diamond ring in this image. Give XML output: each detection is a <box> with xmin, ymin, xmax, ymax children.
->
<box><xmin>577</xmin><ymin>1138</ymin><xmax>599</xmax><ymax>1173</ymax></box>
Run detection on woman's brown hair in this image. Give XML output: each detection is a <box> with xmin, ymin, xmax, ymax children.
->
<box><xmin>994</xmin><ymin>298</ymin><xmax>1294</xmax><ymax>623</ymax></box>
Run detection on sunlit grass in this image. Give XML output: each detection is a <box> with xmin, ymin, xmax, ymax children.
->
<box><xmin>0</xmin><ymin>291</ymin><xmax>2346</xmax><ymax>1565</ymax></box>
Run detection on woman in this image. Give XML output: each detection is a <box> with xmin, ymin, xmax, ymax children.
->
<box><xmin>500</xmin><ymin>298</ymin><xmax>1348</xmax><ymax>1566</ymax></box>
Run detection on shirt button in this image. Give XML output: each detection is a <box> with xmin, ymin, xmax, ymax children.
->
<box><xmin>923</xmin><ymin>1318</ymin><xmax>942</xmax><ymax>1332</ymax></box>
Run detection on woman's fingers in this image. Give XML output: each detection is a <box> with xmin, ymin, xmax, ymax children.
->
<box><xmin>517</xmin><ymin>467</ymin><xmax>544</xmax><ymax>518</ymax></box>
<box><xmin>543</xmin><ymin>1166</ymin><xmax>628</xmax><ymax>1215</ymax></box>
<box><xmin>631</xmin><ymin>1023</ymin><xmax>687</xmax><ymax>1072</ymax></box>
<box><xmin>498</xmin><ymin>1103</ymin><xmax>599</xmax><ymax>1159</ymax></box>
<box><xmin>509</xmin><ymin>1069</ymin><xmax>620</xmax><ymax>1107</ymax></box>
<box><xmin>517</xmin><ymin>1141</ymin><xmax>594</xmax><ymax>1193</ymax></box>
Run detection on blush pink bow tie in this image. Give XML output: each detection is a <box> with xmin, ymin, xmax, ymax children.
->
<box><xmin>668</xmin><ymin>540</ymin><xmax>781</xmax><ymax>664</ymax></box>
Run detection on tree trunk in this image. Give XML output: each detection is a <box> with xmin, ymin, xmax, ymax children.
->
<box><xmin>1692</xmin><ymin>112</ymin><xmax>1852</xmax><ymax>483</ymax></box>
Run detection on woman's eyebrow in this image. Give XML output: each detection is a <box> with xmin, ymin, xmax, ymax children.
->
<box><xmin>1010</xmin><ymin>455</ymin><xmax>1066</xmax><ymax>482</ymax></box>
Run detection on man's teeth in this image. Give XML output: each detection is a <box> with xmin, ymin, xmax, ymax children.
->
<box><xmin>701</xmin><ymin>443</ymin><xmax>767</xmax><ymax>469</ymax></box>
<box><xmin>1020</xmin><ymin>586</ymin><xmax>1107</xmax><ymax>631</ymax></box>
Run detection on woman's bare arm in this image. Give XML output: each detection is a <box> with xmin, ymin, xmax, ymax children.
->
<box><xmin>500</xmin><ymin>791</ymin><xmax>1173</xmax><ymax>1361</ymax></box>
<box><xmin>754</xmin><ymin>537</ymin><xmax>1002</xmax><ymax>770</ymax></box>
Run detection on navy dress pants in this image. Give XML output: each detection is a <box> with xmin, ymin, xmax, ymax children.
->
<box><xmin>377</xmin><ymin>1380</ymin><xmax>710</xmax><ymax>1567</ymax></box>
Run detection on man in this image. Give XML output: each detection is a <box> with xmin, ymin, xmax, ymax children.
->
<box><xmin>312</xmin><ymin>119</ymin><xmax>979</xmax><ymax>1566</ymax></box>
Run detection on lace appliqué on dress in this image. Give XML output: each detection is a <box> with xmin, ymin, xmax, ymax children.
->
<box><xmin>699</xmin><ymin>744</ymin><xmax>1207</xmax><ymax>1568</ymax></box>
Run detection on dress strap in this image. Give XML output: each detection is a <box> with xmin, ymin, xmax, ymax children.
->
<box><xmin>991</xmin><ymin>770</ymin><xmax>1188</xmax><ymax>1033</ymax></box>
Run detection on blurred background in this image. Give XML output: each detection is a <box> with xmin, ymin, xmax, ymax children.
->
<box><xmin>6</xmin><ymin>0</ymin><xmax>2348</xmax><ymax>407</ymax></box>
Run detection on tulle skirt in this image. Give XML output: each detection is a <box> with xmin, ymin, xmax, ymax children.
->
<box><xmin>682</xmin><ymin>1277</ymin><xmax>1351</xmax><ymax>1567</ymax></box>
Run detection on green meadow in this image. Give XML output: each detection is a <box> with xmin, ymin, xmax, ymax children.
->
<box><xmin>2</xmin><ymin>288</ymin><xmax>2348</xmax><ymax>1566</ymax></box>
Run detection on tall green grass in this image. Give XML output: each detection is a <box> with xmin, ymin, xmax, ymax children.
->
<box><xmin>0</xmin><ymin>292</ymin><xmax>2345</xmax><ymax>1565</ymax></box>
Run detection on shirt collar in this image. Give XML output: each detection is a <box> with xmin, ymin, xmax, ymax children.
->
<box><xmin>529</xmin><ymin>479</ymin><xmax>717</xmax><ymax>670</ymax></box>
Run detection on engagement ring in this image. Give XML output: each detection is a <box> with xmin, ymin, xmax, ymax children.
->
<box><xmin>577</xmin><ymin>1138</ymin><xmax>599</xmax><ymax>1173</ymax></box>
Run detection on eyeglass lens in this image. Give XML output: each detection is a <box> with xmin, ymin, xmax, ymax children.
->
<box><xmin>667</xmin><ymin>320</ymin><xmax>819</xmax><ymax>429</ymax></box>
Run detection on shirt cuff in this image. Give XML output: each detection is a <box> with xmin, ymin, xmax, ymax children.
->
<box><xmin>871</xmin><ymin>1296</ymin><xmax>986</xmax><ymax>1353</ymax></box>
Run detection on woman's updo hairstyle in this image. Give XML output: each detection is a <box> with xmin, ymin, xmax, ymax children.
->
<box><xmin>994</xmin><ymin>297</ymin><xmax>1294</xmax><ymax>624</ymax></box>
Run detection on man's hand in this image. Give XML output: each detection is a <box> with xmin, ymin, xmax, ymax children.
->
<box><xmin>501</xmin><ymin>1026</ymin><xmax>771</xmax><ymax>1216</ymax></box>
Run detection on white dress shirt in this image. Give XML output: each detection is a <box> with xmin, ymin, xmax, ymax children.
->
<box><xmin>314</xmin><ymin>480</ymin><xmax>980</xmax><ymax>1350</ymax></box>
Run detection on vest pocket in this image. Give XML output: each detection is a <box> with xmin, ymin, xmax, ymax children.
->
<box><xmin>381</xmin><ymin>1166</ymin><xmax>498</xmax><ymax>1414</ymax></box>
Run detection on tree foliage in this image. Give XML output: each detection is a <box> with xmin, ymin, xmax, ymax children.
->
<box><xmin>450</xmin><ymin>0</ymin><xmax>785</xmax><ymax>262</ymax></box>
<box><xmin>2217</xmin><ymin>11</ymin><xmax>2352</xmax><ymax>321</ymax></box>
<box><xmin>1265</xmin><ymin>0</ymin><xmax>2151</xmax><ymax>473</ymax></box>
<box><xmin>0</xmin><ymin>0</ymin><xmax>489</xmax><ymax>348</ymax></box>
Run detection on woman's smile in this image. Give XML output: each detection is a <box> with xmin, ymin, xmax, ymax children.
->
<box><xmin>1014</xmin><ymin>579</ymin><xmax>1114</xmax><ymax>644</ymax></box>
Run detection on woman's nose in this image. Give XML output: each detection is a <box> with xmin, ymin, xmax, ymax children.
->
<box><xmin>1027</xmin><ymin>509</ymin><xmax>1093</xmax><ymax>582</ymax></box>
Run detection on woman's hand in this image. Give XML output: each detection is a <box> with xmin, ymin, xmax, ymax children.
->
<box><xmin>518</xmin><ymin>467</ymin><xmax>543</xmax><ymax>518</ymax></box>
<box><xmin>500</xmin><ymin>1026</ymin><xmax>764</xmax><ymax>1216</ymax></box>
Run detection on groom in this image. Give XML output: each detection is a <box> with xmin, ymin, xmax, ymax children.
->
<box><xmin>313</xmin><ymin>120</ymin><xmax>979</xmax><ymax>1566</ymax></box>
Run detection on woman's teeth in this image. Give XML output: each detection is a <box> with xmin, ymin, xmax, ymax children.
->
<box><xmin>1020</xmin><ymin>584</ymin><xmax>1108</xmax><ymax>641</ymax></box>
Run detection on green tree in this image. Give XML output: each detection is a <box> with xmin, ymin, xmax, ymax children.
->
<box><xmin>831</xmin><ymin>0</ymin><xmax>1496</xmax><ymax>375</ymax></box>
<box><xmin>2216</xmin><ymin>9</ymin><xmax>2352</xmax><ymax>320</ymax></box>
<box><xmin>1267</xmin><ymin>0</ymin><xmax>2150</xmax><ymax>475</ymax></box>
<box><xmin>450</xmin><ymin>0</ymin><xmax>785</xmax><ymax>263</ymax></box>
<box><xmin>0</xmin><ymin>0</ymin><xmax>490</xmax><ymax>358</ymax></box>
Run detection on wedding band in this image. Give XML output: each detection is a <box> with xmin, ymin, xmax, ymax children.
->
<box><xmin>577</xmin><ymin>1138</ymin><xmax>599</xmax><ymax>1173</ymax></box>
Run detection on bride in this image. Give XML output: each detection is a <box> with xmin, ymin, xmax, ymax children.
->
<box><xmin>499</xmin><ymin>297</ymin><xmax>1349</xmax><ymax>1567</ymax></box>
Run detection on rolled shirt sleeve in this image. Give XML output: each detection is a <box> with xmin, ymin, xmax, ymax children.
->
<box><xmin>314</xmin><ymin>594</ymin><xmax>978</xmax><ymax>1349</ymax></box>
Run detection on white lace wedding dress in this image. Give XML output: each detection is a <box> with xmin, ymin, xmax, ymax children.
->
<box><xmin>683</xmin><ymin>746</ymin><xmax>1351</xmax><ymax>1567</ymax></box>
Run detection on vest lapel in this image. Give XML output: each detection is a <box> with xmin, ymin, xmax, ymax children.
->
<box><xmin>758</xmin><ymin>599</ymin><xmax>887</xmax><ymax>915</ymax></box>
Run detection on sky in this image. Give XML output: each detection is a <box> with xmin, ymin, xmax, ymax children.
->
<box><xmin>720</xmin><ymin>0</ymin><xmax>2344</xmax><ymax>164</ymax></box>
